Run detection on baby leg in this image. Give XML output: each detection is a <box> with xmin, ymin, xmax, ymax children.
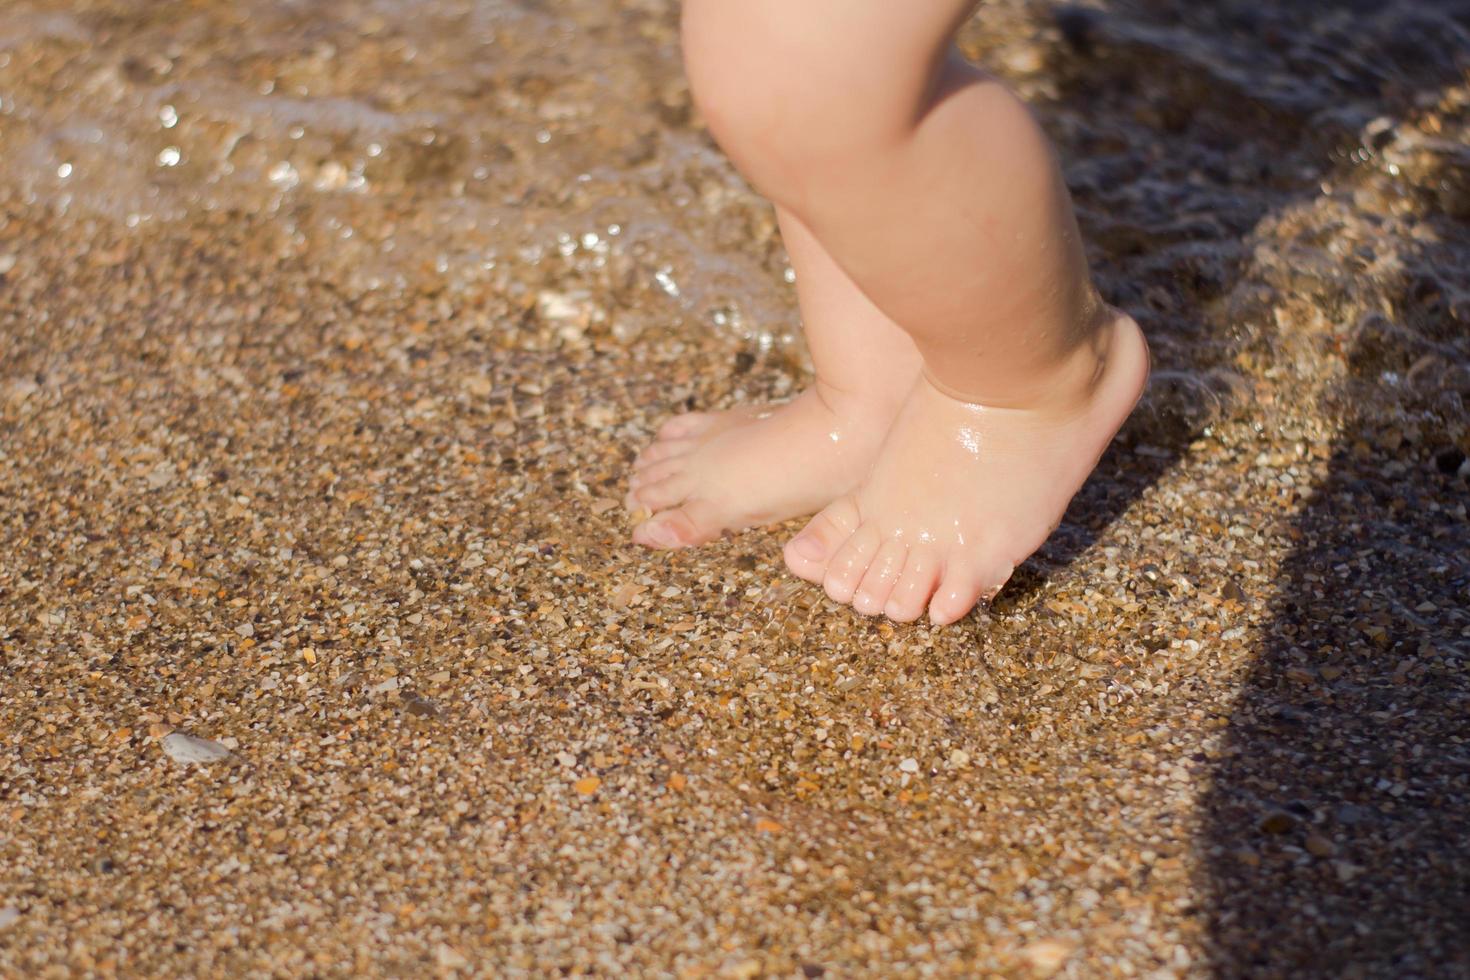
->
<box><xmin>682</xmin><ymin>1</ymin><xmax>1150</xmax><ymax>621</ymax></box>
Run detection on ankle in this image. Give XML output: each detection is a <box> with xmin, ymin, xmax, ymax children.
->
<box><xmin>812</xmin><ymin>375</ymin><xmax>914</xmax><ymax>420</ymax></box>
<box><xmin>923</xmin><ymin>305</ymin><xmax>1135</xmax><ymax>415</ymax></box>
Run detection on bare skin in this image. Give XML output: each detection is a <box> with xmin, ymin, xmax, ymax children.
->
<box><xmin>629</xmin><ymin>1</ymin><xmax>1151</xmax><ymax>624</ymax></box>
<box><xmin>627</xmin><ymin>209</ymin><xmax>921</xmax><ymax>547</ymax></box>
<box><xmin>785</xmin><ymin>310</ymin><xmax>1148</xmax><ymax>623</ymax></box>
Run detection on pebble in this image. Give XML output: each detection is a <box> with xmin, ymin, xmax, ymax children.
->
<box><xmin>435</xmin><ymin>945</ymin><xmax>469</xmax><ymax>969</ymax></box>
<box><xmin>583</xmin><ymin>405</ymin><xmax>616</xmax><ymax>428</ymax></box>
<box><xmin>1019</xmin><ymin>938</ymin><xmax>1077</xmax><ymax>976</ymax></box>
<box><xmin>1002</xmin><ymin>46</ymin><xmax>1045</xmax><ymax>75</ymax></box>
<box><xmin>1304</xmin><ymin>833</ymin><xmax>1335</xmax><ymax>858</ymax></box>
<box><xmin>3</xmin><ymin>377</ymin><xmax>39</xmax><ymax>404</ymax></box>
<box><xmin>721</xmin><ymin>958</ymin><xmax>762</xmax><ymax>980</ymax></box>
<box><xmin>400</xmin><ymin>690</ymin><xmax>443</xmax><ymax>719</ymax></box>
<box><xmin>1257</xmin><ymin>810</ymin><xmax>1298</xmax><ymax>835</ymax></box>
<box><xmin>333</xmin><ymin>670</ymin><xmax>364</xmax><ymax>690</ymax></box>
<box><xmin>1335</xmin><ymin>804</ymin><xmax>1375</xmax><ymax>826</ymax></box>
<box><xmin>160</xmin><ymin>733</ymin><xmax>231</xmax><ymax>765</ymax></box>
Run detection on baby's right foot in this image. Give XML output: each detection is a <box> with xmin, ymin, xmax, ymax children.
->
<box><xmin>625</xmin><ymin>381</ymin><xmax>912</xmax><ymax>549</ymax></box>
<box><xmin>784</xmin><ymin>311</ymin><xmax>1150</xmax><ymax>624</ymax></box>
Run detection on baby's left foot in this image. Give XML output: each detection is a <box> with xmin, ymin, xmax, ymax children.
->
<box><xmin>624</xmin><ymin>382</ymin><xmax>908</xmax><ymax>550</ymax></box>
<box><xmin>783</xmin><ymin>311</ymin><xmax>1150</xmax><ymax>624</ymax></box>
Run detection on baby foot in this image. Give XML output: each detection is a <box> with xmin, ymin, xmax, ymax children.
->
<box><xmin>626</xmin><ymin>384</ymin><xmax>909</xmax><ymax>549</ymax></box>
<box><xmin>783</xmin><ymin>312</ymin><xmax>1150</xmax><ymax>624</ymax></box>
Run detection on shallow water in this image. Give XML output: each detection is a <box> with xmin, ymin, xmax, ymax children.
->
<box><xmin>1</xmin><ymin>1</ymin><xmax>1467</xmax><ymax>975</ymax></box>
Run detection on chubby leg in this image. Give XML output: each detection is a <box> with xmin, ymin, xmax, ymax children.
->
<box><xmin>626</xmin><ymin>207</ymin><xmax>922</xmax><ymax>547</ymax></box>
<box><xmin>681</xmin><ymin>0</ymin><xmax>1150</xmax><ymax>622</ymax></box>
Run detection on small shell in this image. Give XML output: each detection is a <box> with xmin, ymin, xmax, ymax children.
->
<box><xmin>161</xmin><ymin>733</ymin><xmax>231</xmax><ymax>765</ymax></box>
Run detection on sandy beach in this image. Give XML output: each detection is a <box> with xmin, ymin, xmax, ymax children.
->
<box><xmin>2</xmin><ymin>1</ymin><xmax>1468</xmax><ymax>975</ymax></box>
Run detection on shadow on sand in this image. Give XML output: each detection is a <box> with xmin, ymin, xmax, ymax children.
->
<box><xmin>999</xmin><ymin>1</ymin><xmax>1470</xmax><ymax>972</ymax></box>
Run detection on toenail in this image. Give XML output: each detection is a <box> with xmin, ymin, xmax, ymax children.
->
<box><xmin>790</xmin><ymin>534</ymin><xmax>826</xmax><ymax>561</ymax></box>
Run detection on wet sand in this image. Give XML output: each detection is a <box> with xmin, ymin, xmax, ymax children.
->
<box><xmin>2</xmin><ymin>1</ymin><xmax>1468</xmax><ymax>976</ymax></box>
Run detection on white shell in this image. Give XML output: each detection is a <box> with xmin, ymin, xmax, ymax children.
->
<box><xmin>161</xmin><ymin>733</ymin><xmax>231</xmax><ymax>764</ymax></box>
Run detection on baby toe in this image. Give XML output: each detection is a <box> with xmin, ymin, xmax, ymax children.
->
<box><xmin>884</xmin><ymin>549</ymin><xmax>941</xmax><ymax>622</ymax></box>
<box><xmin>628</xmin><ymin>472</ymin><xmax>695</xmax><ymax>512</ymax></box>
<box><xmin>633</xmin><ymin>438</ymin><xmax>694</xmax><ymax>472</ymax></box>
<box><xmin>632</xmin><ymin>500</ymin><xmax>724</xmax><ymax>550</ymax></box>
<box><xmin>852</xmin><ymin>540</ymin><xmax>907</xmax><ymax>616</ymax></box>
<box><xmin>822</xmin><ymin>523</ymin><xmax>882</xmax><ymax>605</ymax></box>
<box><xmin>630</xmin><ymin>455</ymin><xmax>688</xmax><ymax>488</ymax></box>
<box><xmin>784</xmin><ymin>495</ymin><xmax>861</xmax><ymax>583</ymax></box>
<box><xmin>928</xmin><ymin>559</ymin><xmax>1011</xmax><ymax>626</ymax></box>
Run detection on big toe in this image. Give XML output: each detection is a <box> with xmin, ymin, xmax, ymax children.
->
<box><xmin>632</xmin><ymin>500</ymin><xmax>724</xmax><ymax>550</ymax></box>
<box><xmin>783</xmin><ymin>495</ymin><xmax>862</xmax><ymax>583</ymax></box>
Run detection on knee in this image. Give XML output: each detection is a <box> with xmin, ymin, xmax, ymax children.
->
<box><xmin>680</xmin><ymin>4</ymin><xmax>917</xmax><ymax>205</ymax></box>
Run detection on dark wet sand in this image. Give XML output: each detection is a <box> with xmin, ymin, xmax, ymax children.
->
<box><xmin>2</xmin><ymin>1</ymin><xmax>1468</xmax><ymax>976</ymax></box>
